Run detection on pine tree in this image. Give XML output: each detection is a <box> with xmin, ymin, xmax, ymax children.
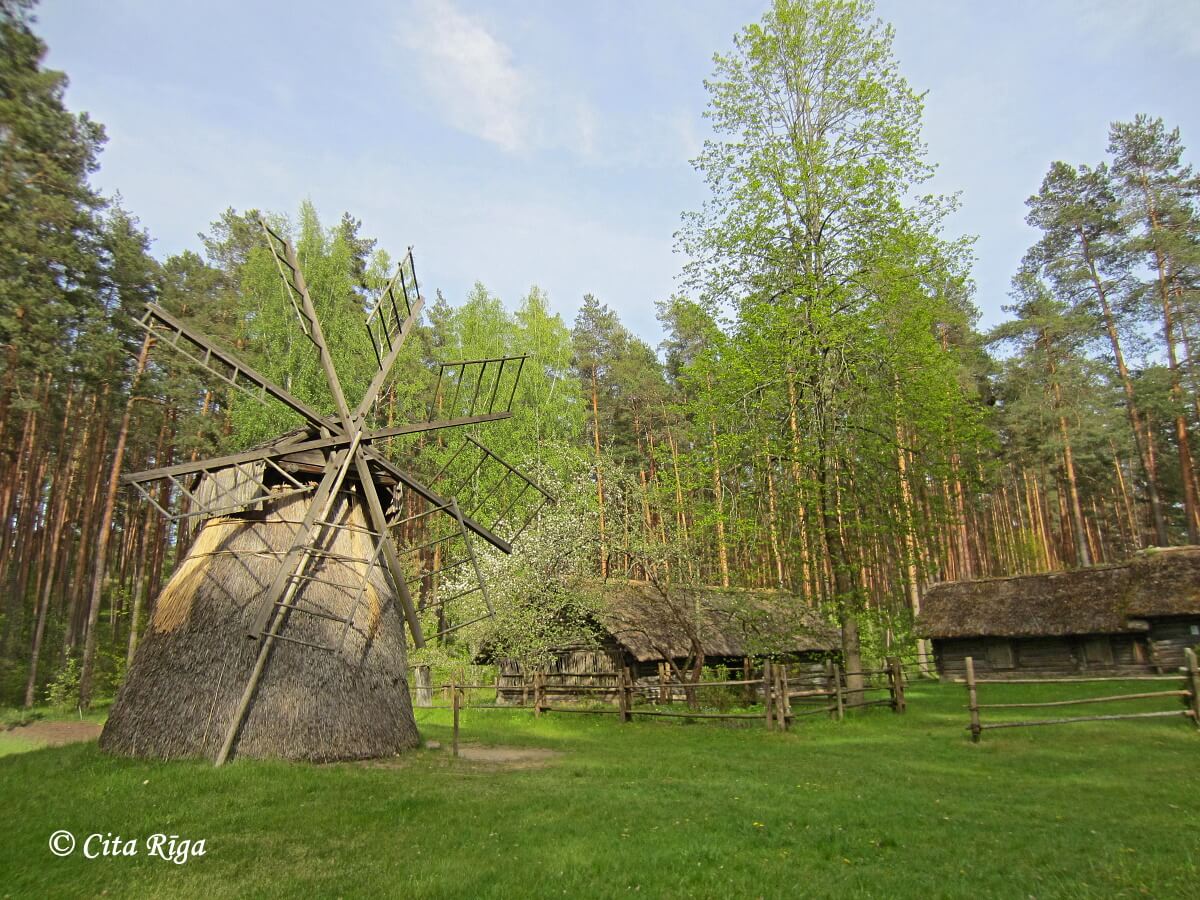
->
<box><xmin>1108</xmin><ymin>116</ymin><xmax>1200</xmax><ymax>542</ymax></box>
<box><xmin>1025</xmin><ymin>161</ymin><xmax>1168</xmax><ymax>545</ymax></box>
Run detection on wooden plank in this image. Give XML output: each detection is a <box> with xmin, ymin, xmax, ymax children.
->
<box><xmin>953</xmin><ymin>675</ymin><xmax>1184</xmax><ymax>684</ymax></box>
<box><xmin>978</xmin><ymin>710</ymin><xmax>1192</xmax><ymax>730</ymax></box>
<box><xmin>977</xmin><ymin>690</ymin><xmax>1188</xmax><ymax>710</ymax></box>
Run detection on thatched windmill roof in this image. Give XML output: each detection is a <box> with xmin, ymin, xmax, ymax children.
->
<box><xmin>595</xmin><ymin>581</ymin><xmax>839</xmax><ymax>662</ymax></box>
<box><xmin>100</xmin><ymin>493</ymin><xmax>418</xmax><ymax>762</ymax></box>
<box><xmin>917</xmin><ymin>546</ymin><xmax>1200</xmax><ymax>639</ymax></box>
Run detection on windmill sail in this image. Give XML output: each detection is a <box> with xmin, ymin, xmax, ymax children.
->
<box><xmin>110</xmin><ymin>217</ymin><xmax>552</xmax><ymax>766</ymax></box>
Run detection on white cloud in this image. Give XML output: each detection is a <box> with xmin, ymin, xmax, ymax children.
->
<box><xmin>401</xmin><ymin>0</ymin><xmax>529</xmax><ymax>152</ymax></box>
<box><xmin>395</xmin><ymin>0</ymin><xmax>700</xmax><ymax>170</ymax></box>
<box><xmin>1073</xmin><ymin>0</ymin><xmax>1200</xmax><ymax>58</ymax></box>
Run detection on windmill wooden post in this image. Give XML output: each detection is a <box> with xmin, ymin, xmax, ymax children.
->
<box><xmin>100</xmin><ymin>219</ymin><xmax>553</xmax><ymax>766</ymax></box>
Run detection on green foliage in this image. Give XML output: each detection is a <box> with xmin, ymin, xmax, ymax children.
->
<box><xmin>0</xmin><ymin>0</ymin><xmax>106</xmax><ymax>384</ymax></box>
<box><xmin>676</xmin><ymin>0</ymin><xmax>984</xmax><ymax>625</ymax></box>
<box><xmin>439</xmin><ymin>461</ymin><xmax>602</xmax><ymax>669</ymax></box>
<box><xmin>44</xmin><ymin>656</ymin><xmax>79</xmax><ymax>710</ymax></box>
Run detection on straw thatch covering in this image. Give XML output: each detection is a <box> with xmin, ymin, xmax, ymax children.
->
<box><xmin>100</xmin><ymin>492</ymin><xmax>418</xmax><ymax>762</ymax></box>
<box><xmin>598</xmin><ymin>581</ymin><xmax>839</xmax><ymax>661</ymax></box>
<box><xmin>918</xmin><ymin>546</ymin><xmax>1200</xmax><ymax>639</ymax></box>
<box><xmin>493</xmin><ymin>581</ymin><xmax>838</xmax><ymax>704</ymax></box>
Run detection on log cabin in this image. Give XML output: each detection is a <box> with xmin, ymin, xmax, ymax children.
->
<box><xmin>493</xmin><ymin>581</ymin><xmax>840</xmax><ymax>705</ymax></box>
<box><xmin>918</xmin><ymin>546</ymin><xmax>1200</xmax><ymax>679</ymax></box>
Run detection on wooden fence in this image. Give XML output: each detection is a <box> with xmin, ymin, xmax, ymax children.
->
<box><xmin>414</xmin><ymin>658</ymin><xmax>915</xmax><ymax>753</ymax></box>
<box><xmin>961</xmin><ymin>648</ymin><xmax>1200</xmax><ymax>742</ymax></box>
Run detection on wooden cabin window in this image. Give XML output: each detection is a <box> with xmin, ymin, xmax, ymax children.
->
<box><xmin>987</xmin><ymin>640</ymin><xmax>1015</xmax><ymax>669</ymax></box>
<box><xmin>1082</xmin><ymin>636</ymin><xmax>1114</xmax><ymax>667</ymax></box>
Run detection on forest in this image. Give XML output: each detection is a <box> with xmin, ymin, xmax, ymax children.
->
<box><xmin>2</xmin><ymin>0</ymin><xmax>1199</xmax><ymax>711</ymax></box>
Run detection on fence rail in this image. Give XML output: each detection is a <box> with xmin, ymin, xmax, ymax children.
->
<box><xmin>414</xmin><ymin>657</ymin><xmax>911</xmax><ymax>749</ymax></box>
<box><xmin>962</xmin><ymin>649</ymin><xmax>1200</xmax><ymax>742</ymax></box>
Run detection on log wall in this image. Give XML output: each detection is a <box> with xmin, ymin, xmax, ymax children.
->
<box><xmin>935</xmin><ymin>635</ymin><xmax>1153</xmax><ymax>680</ymax></box>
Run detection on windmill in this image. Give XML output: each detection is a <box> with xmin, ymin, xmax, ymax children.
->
<box><xmin>99</xmin><ymin>219</ymin><xmax>552</xmax><ymax>766</ymax></box>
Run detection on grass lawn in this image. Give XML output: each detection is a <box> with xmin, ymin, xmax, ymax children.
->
<box><xmin>0</xmin><ymin>680</ymin><xmax>1197</xmax><ymax>898</ymax></box>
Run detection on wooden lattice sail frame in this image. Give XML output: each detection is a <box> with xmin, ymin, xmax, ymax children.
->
<box><xmin>113</xmin><ymin>219</ymin><xmax>552</xmax><ymax>765</ymax></box>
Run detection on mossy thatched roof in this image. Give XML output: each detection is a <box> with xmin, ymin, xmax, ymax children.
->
<box><xmin>595</xmin><ymin>581</ymin><xmax>839</xmax><ymax>661</ymax></box>
<box><xmin>917</xmin><ymin>546</ymin><xmax>1200</xmax><ymax>639</ymax></box>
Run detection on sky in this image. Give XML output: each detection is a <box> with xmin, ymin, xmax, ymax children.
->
<box><xmin>35</xmin><ymin>0</ymin><xmax>1200</xmax><ymax>345</ymax></box>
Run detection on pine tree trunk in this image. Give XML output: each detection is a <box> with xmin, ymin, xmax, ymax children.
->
<box><xmin>65</xmin><ymin>389</ymin><xmax>111</xmax><ymax>660</ymax></box>
<box><xmin>1144</xmin><ymin>194</ymin><xmax>1200</xmax><ymax>542</ymax></box>
<box><xmin>1051</xmin><ymin>382</ymin><xmax>1091</xmax><ymax>566</ymax></box>
<box><xmin>79</xmin><ymin>334</ymin><xmax>155</xmax><ymax>708</ymax></box>
<box><xmin>1079</xmin><ymin>228</ymin><xmax>1167</xmax><ymax>545</ymax></box>
<box><xmin>23</xmin><ymin>392</ymin><xmax>82</xmax><ymax>705</ymax></box>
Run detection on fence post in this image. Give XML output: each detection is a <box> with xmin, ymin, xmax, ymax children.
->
<box><xmin>620</xmin><ymin>667</ymin><xmax>633</xmax><ymax>723</ymax></box>
<box><xmin>659</xmin><ymin>662</ymin><xmax>670</xmax><ymax>705</ymax></box>
<box><xmin>1185</xmin><ymin>648</ymin><xmax>1200</xmax><ymax>729</ymax></box>
<box><xmin>831</xmin><ymin>663</ymin><xmax>844</xmax><ymax>722</ymax></box>
<box><xmin>888</xmin><ymin>656</ymin><xmax>906</xmax><ymax>714</ymax></box>
<box><xmin>533</xmin><ymin>671</ymin><xmax>544</xmax><ymax>718</ymax></box>
<box><xmin>743</xmin><ymin>658</ymin><xmax>755</xmax><ymax>705</ymax></box>
<box><xmin>966</xmin><ymin>656</ymin><xmax>982</xmax><ymax>743</ymax></box>
<box><xmin>772</xmin><ymin>664</ymin><xmax>782</xmax><ymax>732</ymax></box>
<box><xmin>779</xmin><ymin>664</ymin><xmax>791</xmax><ymax>731</ymax></box>
<box><xmin>451</xmin><ymin>679</ymin><xmax>460</xmax><ymax>757</ymax></box>
<box><xmin>413</xmin><ymin>664</ymin><xmax>432</xmax><ymax>708</ymax></box>
<box><xmin>763</xmin><ymin>660</ymin><xmax>773</xmax><ymax>730</ymax></box>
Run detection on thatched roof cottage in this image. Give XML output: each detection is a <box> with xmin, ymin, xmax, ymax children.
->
<box><xmin>495</xmin><ymin>581</ymin><xmax>840</xmax><ymax>704</ymax></box>
<box><xmin>917</xmin><ymin>547</ymin><xmax>1200</xmax><ymax>679</ymax></box>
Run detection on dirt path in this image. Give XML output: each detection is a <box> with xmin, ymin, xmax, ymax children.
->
<box><xmin>4</xmin><ymin>720</ymin><xmax>102</xmax><ymax>746</ymax></box>
<box><xmin>452</xmin><ymin>744</ymin><xmax>561</xmax><ymax>768</ymax></box>
<box><xmin>360</xmin><ymin>742</ymin><xmax>562</xmax><ymax>772</ymax></box>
